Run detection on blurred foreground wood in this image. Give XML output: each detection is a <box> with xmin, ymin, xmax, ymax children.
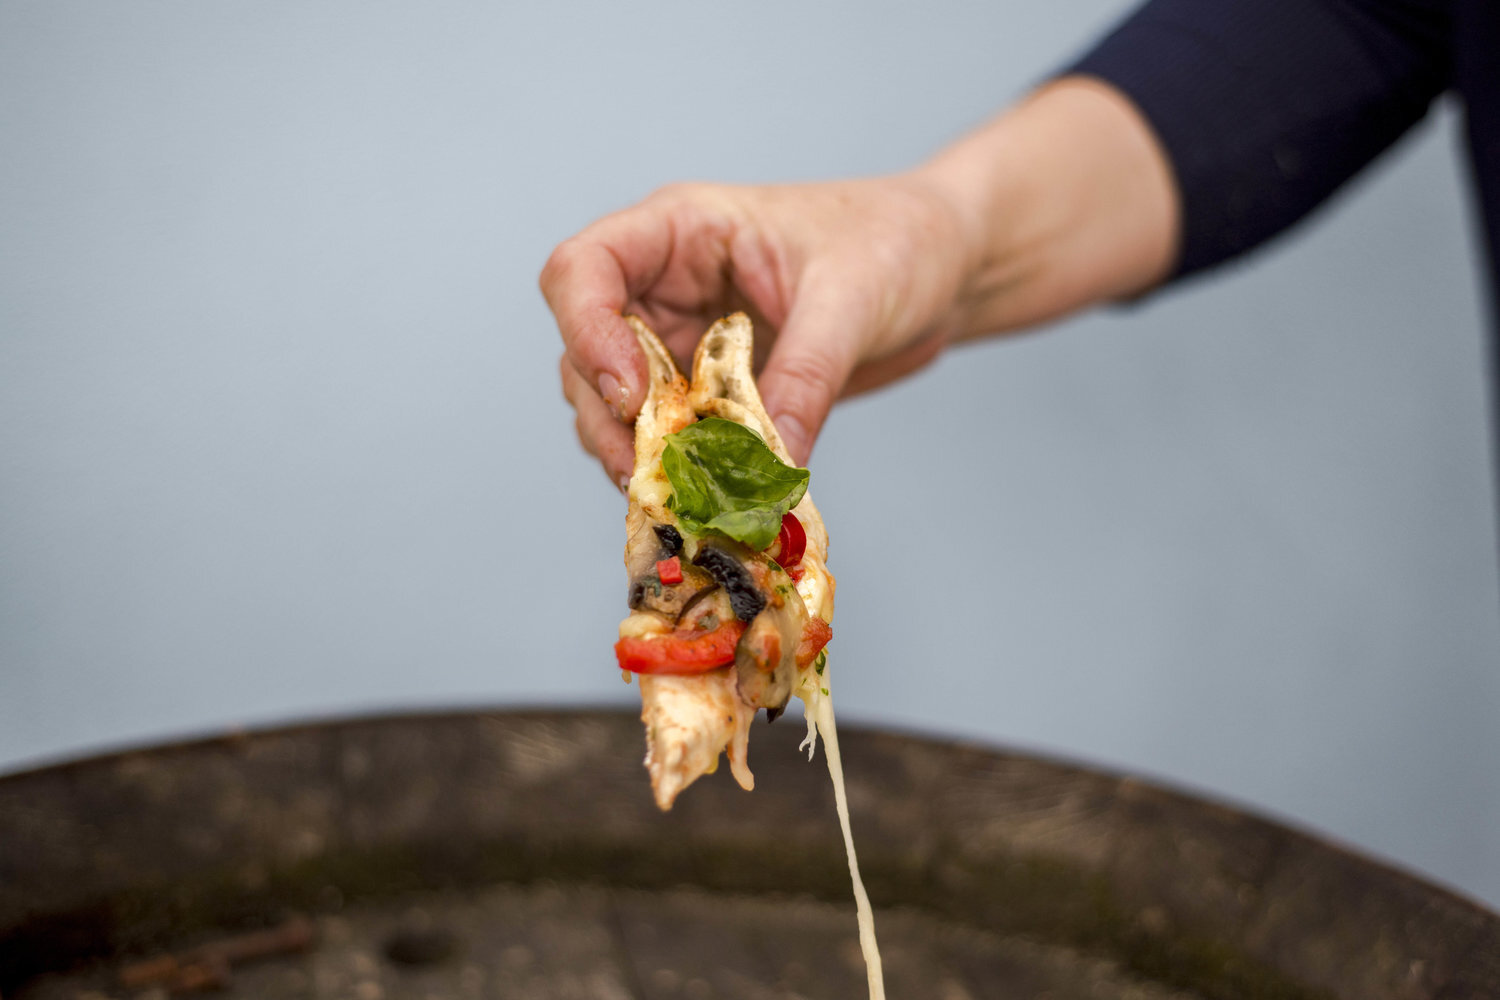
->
<box><xmin>1</xmin><ymin>710</ymin><xmax>1496</xmax><ymax>998</ymax></box>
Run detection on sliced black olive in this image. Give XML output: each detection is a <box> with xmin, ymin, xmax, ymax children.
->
<box><xmin>653</xmin><ymin>523</ymin><xmax>683</xmax><ymax>556</ymax></box>
<box><xmin>692</xmin><ymin>544</ymin><xmax>766</xmax><ymax>622</ymax></box>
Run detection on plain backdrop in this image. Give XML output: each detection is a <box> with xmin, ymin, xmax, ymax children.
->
<box><xmin>2</xmin><ymin>1</ymin><xmax>1497</xmax><ymax>909</ymax></box>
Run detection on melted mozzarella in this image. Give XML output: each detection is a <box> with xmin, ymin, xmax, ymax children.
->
<box><xmin>793</xmin><ymin>552</ymin><xmax>835</xmax><ymax>623</ymax></box>
<box><xmin>801</xmin><ymin>671</ymin><xmax>885</xmax><ymax>1000</ymax></box>
<box><xmin>618</xmin><ymin>612</ymin><xmax>670</xmax><ymax>639</ymax></box>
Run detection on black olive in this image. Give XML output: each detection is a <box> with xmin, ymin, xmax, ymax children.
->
<box><xmin>692</xmin><ymin>545</ymin><xmax>766</xmax><ymax>622</ymax></box>
<box><xmin>653</xmin><ymin>523</ymin><xmax>683</xmax><ymax>556</ymax></box>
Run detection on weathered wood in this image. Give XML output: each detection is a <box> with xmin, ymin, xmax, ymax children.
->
<box><xmin>1</xmin><ymin>710</ymin><xmax>1496</xmax><ymax>998</ymax></box>
<box><xmin>17</xmin><ymin>884</ymin><xmax>1215</xmax><ymax>1000</ymax></box>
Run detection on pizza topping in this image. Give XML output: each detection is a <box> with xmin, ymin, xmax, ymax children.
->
<box><xmin>736</xmin><ymin>613</ymin><xmax>784</xmax><ymax>675</ymax></box>
<box><xmin>729</xmin><ymin>553</ymin><xmax>810</xmax><ymax>712</ymax></box>
<box><xmin>656</xmin><ymin>556</ymin><xmax>683</xmax><ymax>585</ymax></box>
<box><xmin>615</xmin><ymin>618</ymin><xmax>747</xmax><ymax>674</ymax></box>
<box><xmin>734</xmin><ymin>612</ymin><xmax>788</xmax><ymax>701</ymax></box>
<box><xmin>653</xmin><ymin>523</ymin><xmax>684</xmax><ymax>556</ymax></box>
<box><xmin>692</xmin><ymin>542</ymin><xmax>767</xmax><ymax>622</ymax></box>
<box><xmin>662</xmin><ymin>417</ymin><xmax>809</xmax><ymax>550</ymax></box>
<box><xmin>629</xmin><ymin>559</ymin><xmax>715</xmax><ymax>619</ymax></box>
<box><xmin>796</xmin><ymin>616</ymin><xmax>833</xmax><ymax>667</ymax></box>
<box><xmin>674</xmin><ymin>583</ymin><xmax>720</xmax><ymax>626</ymax></box>
<box><xmin>772</xmin><ymin>512</ymin><xmax>807</xmax><ymax>569</ymax></box>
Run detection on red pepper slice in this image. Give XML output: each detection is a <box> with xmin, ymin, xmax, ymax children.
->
<box><xmin>774</xmin><ymin>512</ymin><xmax>806</xmax><ymax>569</ymax></box>
<box><xmin>795</xmin><ymin>616</ymin><xmax>832</xmax><ymax>667</ymax></box>
<box><xmin>656</xmin><ymin>556</ymin><xmax>683</xmax><ymax>585</ymax></box>
<box><xmin>615</xmin><ymin>618</ymin><xmax>747</xmax><ymax>675</ymax></box>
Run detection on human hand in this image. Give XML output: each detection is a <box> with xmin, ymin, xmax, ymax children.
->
<box><xmin>541</xmin><ymin>175</ymin><xmax>975</xmax><ymax>489</ymax></box>
<box><xmin>542</xmin><ymin>81</ymin><xmax>1177</xmax><ymax>490</ymax></box>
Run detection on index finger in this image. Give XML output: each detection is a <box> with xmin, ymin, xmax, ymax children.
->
<box><xmin>539</xmin><ymin>204</ymin><xmax>675</xmax><ymax>422</ymax></box>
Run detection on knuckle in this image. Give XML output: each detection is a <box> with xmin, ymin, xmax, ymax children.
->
<box><xmin>539</xmin><ymin>237</ymin><xmax>584</xmax><ymax>294</ymax></box>
<box><xmin>769</xmin><ymin>351</ymin><xmax>838</xmax><ymax>401</ymax></box>
<box><xmin>645</xmin><ymin>180</ymin><xmax>727</xmax><ymax>210</ymax></box>
<box><xmin>572</xmin><ymin>312</ymin><xmax>625</xmax><ymax>369</ymax></box>
<box><xmin>646</xmin><ymin>181</ymin><xmax>693</xmax><ymax>204</ymax></box>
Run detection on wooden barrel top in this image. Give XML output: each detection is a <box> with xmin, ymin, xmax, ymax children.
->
<box><xmin>1</xmin><ymin>709</ymin><xmax>1496</xmax><ymax>998</ymax></box>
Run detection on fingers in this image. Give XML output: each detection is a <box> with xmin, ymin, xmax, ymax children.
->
<box><xmin>539</xmin><ymin>204</ymin><xmax>677</xmax><ymax>424</ymax></box>
<box><xmin>756</xmin><ymin>274</ymin><xmax>876</xmax><ymax>465</ymax></box>
<box><xmin>560</xmin><ymin>355</ymin><xmax>635</xmax><ymax>491</ymax></box>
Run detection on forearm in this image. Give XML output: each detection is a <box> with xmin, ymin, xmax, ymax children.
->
<box><xmin>912</xmin><ymin>77</ymin><xmax>1179</xmax><ymax>338</ymax></box>
<box><xmin>1062</xmin><ymin>0</ymin><xmax>1453</xmax><ymax>287</ymax></box>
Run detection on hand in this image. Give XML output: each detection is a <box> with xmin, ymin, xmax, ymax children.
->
<box><xmin>540</xmin><ymin>79</ymin><xmax>1177</xmax><ymax>490</ymax></box>
<box><xmin>541</xmin><ymin>175</ymin><xmax>974</xmax><ymax>488</ymax></box>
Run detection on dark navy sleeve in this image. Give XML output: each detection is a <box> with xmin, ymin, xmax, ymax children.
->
<box><xmin>1067</xmin><ymin>0</ymin><xmax>1454</xmax><ymax>279</ymax></box>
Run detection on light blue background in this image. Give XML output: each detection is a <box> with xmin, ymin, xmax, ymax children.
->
<box><xmin>3</xmin><ymin>2</ymin><xmax>1497</xmax><ymax>908</ymax></box>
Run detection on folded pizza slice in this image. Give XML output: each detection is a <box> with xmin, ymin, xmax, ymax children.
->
<box><xmin>615</xmin><ymin>312</ymin><xmax>835</xmax><ymax>810</ymax></box>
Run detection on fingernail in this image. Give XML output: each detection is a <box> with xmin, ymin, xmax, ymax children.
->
<box><xmin>598</xmin><ymin>372</ymin><xmax>627</xmax><ymax>421</ymax></box>
<box><xmin>616</xmin><ymin>473</ymin><xmax>631</xmax><ymax>495</ymax></box>
<box><xmin>772</xmin><ymin>413</ymin><xmax>809</xmax><ymax>464</ymax></box>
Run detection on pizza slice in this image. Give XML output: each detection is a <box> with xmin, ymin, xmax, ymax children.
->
<box><xmin>615</xmin><ymin>312</ymin><xmax>836</xmax><ymax>810</ymax></box>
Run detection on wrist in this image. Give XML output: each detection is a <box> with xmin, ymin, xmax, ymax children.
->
<box><xmin>909</xmin><ymin>117</ymin><xmax>1048</xmax><ymax>340</ymax></box>
<box><xmin>912</xmin><ymin>77</ymin><xmax>1179</xmax><ymax>337</ymax></box>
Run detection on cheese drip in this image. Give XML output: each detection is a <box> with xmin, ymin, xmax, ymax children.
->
<box><xmin>801</xmin><ymin>671</ymin><xmax>885</xmax><ymax>999</ymax></box>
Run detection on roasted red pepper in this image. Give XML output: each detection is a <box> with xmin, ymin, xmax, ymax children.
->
<box><xmin>615</xmin><ymin>618</ymin><xmax>747</xmax><ymax>674</ymax></box>
<box><xmin>795</xmin><ymin>616</ymin><xmax>832</xmax><ymax>667</ymax></box>
<box><xmin>655</xmin><ymin>556</ymin><xmax>683</xmax><ymax>585</ymax></box>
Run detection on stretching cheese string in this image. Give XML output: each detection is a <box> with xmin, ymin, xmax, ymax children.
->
<box><xmin>803</xmin><ymin>675</ymin><xmax>886</xmax><ymax>999</ymax></box>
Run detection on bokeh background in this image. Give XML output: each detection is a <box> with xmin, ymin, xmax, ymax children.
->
<box><xmin>3</xmin><ymin>1</ymin><xmax>1497</xmax><ymax>908</ymax></box>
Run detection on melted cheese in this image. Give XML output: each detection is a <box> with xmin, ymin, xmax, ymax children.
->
<box><xmin>801</xmin><ymin>671</ymin><xmax>885</xmax><ymax>1000</ymax></box>
<box><xmin>619</xmin><ymin>612</ymin><xmax>668</xmax><ymax>639</ymax></box>
<box><xmin>793</xmin><ymin>551</ymin><xmax>835</xmax><ymax>623</ymax></box>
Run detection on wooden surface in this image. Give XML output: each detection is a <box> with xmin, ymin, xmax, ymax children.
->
<box><xmin>20</xmin><ymin>884</ymin><xmax>1210</xmax><ymax>1000</ymax></box>
<box><xmin>1</xmin><ymin>710</ymin><xmax>1496</xmax><ymax>998</ymax></box>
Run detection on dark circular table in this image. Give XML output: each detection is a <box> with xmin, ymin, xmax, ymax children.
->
<box><xmin>1</xmin><ymin>709</ymin><xmax>1496</xmax><ymax>998</ymax></box>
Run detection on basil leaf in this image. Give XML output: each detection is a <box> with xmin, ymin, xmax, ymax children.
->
<box><xmin>662</xmin><ymin>417</ymin><xmax>810</xmax><ymax>550</ymax></box>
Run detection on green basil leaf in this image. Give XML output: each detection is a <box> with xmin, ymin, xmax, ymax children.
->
<box><xmin>662</xmin><ymin>417</ymin><xmax>810</xmax><ymax>550</ymax></box>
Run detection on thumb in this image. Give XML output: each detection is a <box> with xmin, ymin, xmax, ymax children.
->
<box><xmin>757</xmin><ymin>278</ymin><xmax>875</xmax><ymax>465</ymax></box>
